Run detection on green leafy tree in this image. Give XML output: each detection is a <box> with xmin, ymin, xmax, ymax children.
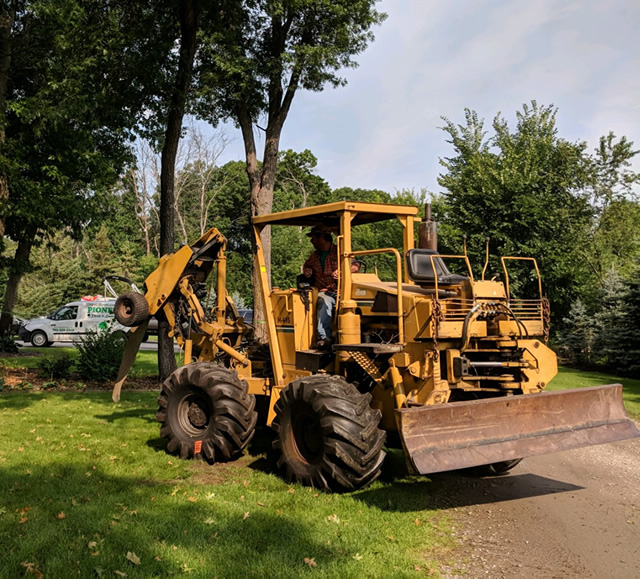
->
<box><xmin>437</xmin><ymin>102</ymin><xmax>593</xmax><ymax>321</ymax></box>
<box><xmin>195</xmin><ymin>0</ymin><xmax>386</xmax><ymax>339</ymax></box>
<box><xmin>581</xmin><ymin>133</ymin><xmax>640</xmax><ymax>294</ymax></box>
<box><xmin>0</xmin><ymin>0</ymin><xmax>174</xmax><ymax>334</ymax></box>
<box><xmin>15</xmin><ymin>237</ymin><xmax>91</xmax><ymax>318</ymax></box>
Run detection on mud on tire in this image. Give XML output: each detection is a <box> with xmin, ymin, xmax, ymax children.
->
<box><xmin>272</xmin><ymin>375</ymin><xmax>386</xmax><ymax>492</ymax></box>
<box><xmin>156</xmin><ymin>363</ymin><xmax>258</xmax><ymax>463</ymax></box>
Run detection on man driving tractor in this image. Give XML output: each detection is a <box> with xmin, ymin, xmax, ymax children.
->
<box><xmin>302</xmin><ymin>224</ymin><xmax>339</xmax><ymax>349</ymax></box>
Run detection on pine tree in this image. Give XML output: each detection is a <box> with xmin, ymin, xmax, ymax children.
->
<box><xmin>593</xmin><ymin>269</ymin><xmax>629</xmax><ymax>370</ymax></box>
<box><xmin>560</xmin><ymin>300</ymin><xmax>595</xmax><ymax>366</ymax></box>
<box><xmin>619</xmin><ymin>260</ymin><xmax>640</xmax><ymax>376</ymax></box>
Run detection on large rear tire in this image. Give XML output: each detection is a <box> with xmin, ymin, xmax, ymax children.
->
<box><xmin>157</xmin><ymin>363</ymin><xmax>257</xmax><ymax>463</ymax></box>
<box><xmin>272</xmin><ymin>375</ymin><xmax>386</xmax><ymax>492</ymax></box>
<box><xmin>114</xmin><ymin>292</ymin><xmax>149</xmax><ymax>327</ymax></box>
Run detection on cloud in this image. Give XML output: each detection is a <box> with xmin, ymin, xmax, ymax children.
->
<box><xmin>213</xmin><ymin>0</ymin><xmax>640</xmax><ymax>194</ymax></box>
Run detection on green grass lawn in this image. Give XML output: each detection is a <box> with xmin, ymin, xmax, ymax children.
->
<box><xmin>549</xmin><ymin>366</ymin><xmax>640</xmax><ymax>419</ymax></box>
<box><xmin>1</xmin><ymin>346</ymin><xmax>637</xmax><ymax>576</ymax></box>
<box><xmin>0</xmin><ymin>391</ymin><xmax>455</xmax><ymax>577</ymax></box>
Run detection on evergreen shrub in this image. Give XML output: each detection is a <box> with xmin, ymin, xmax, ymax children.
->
<box><xmin>76</xmin><ymin>328</ymin><xmax>127</xmax><ymax>381</ymax></box>
<box><xmin>37</xmin><ymin>355</ymin><xmax>74</xmax><ymax>380</ymax></box>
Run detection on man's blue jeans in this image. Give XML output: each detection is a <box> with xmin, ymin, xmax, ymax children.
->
<box><xmin>317</xmin><ymin>291</ymin><xmax>336</xmax><ymax>340</ymax></box>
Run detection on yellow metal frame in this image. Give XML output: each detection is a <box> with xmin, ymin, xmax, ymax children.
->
<box><xmin>430</xmin><ymin>254</ymin><xmax>474</xmax><ymax>297</ymax></box>
<box><xmin>500</xmin><ymin>256</ymin><xmax>543</xmax><ymax>300</ymax></box>
<box><xmin>349</xmin><ymin>247</ymin><xmax>405</xmax><ymax>343</ymax></box>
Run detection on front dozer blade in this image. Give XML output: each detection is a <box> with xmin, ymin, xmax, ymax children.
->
<box><xmin>397</xmin><ymin>384</ymin><xmax>640</xmax><ymax>475</ymax></box>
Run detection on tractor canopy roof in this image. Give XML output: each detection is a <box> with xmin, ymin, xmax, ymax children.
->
<box><xmin>252</xmin><ymin>201</ymin><xmax>419</xmax><ymax>229</ymax></box>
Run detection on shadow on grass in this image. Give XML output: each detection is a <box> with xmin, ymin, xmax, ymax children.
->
<box><xmin>94</xmin><ymin>406</ymin><xmax>157</xmax><ymax>424</ymax></box>
<box><xmin>0</xmin><ymin>390</ymin><xmax>136</xmax><ymax>412</ymax></box>
<box><xmin>0</xmin><ymin>463</ymin><xmax>347</xmax><ymax>577</ymax></box>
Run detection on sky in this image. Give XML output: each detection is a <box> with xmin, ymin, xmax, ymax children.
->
<box><xmin>214</xmin><ymin>0</ymin><xmax>640</xmax><ymax>196</ymax></box>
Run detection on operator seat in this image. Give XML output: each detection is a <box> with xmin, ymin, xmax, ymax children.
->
<box><xmin>405</xmin><ymin>249</ymin><xmax>468</xmax><ymax>285</ymax></box>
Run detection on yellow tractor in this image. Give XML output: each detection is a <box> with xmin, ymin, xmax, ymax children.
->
<box><xmin>113</xmin><ymin>201</ymin><xmax>639</xmax><ymax>491</ymax></box>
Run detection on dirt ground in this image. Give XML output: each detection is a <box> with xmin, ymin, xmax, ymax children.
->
<box><xmin>0</xmin><ymin>365</ymin><xmax>160</xmax><ymax>391</ymax></box>
<box><xmin>439</xmin><ymin>432</ymin><xmax>640</xmax><ymax>578</ymax></box>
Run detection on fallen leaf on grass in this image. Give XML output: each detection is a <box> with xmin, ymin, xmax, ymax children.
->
<box><xmin>56</xmin><ymin>511</ymin><xmax>66</xmax><ymax>519</ymax></box>
<box><xmin>327</xmin><ymin>514</ymin><xmax>340</xmax><ymax>524</ymax></box>
<box><xmin>126</xmin><ymin>551</ymin><xmax>140</xmax><ymax>566</ymax></box>
<box><xmin>304</xmin><ymin>557</ymin><xmax>317</xmax><ymax>568</ymax></box>
<box><xmin>204</xmin><ymin>518</ymin><xmax>215</xmax><ymax>525</ymax></box>
<box><xmin>88</xmin><ymin>541</ymin><xmax>98</xmax><ymax>549</ymax></box>
<box><xmin>352</xmin><ymin>553</ymin><xmax>363</xmax><ymax>561</ymax></box>
<box><xmin>243</xmin><ymin>512</ymin><xmax>250</xmax><ymax>520</ymax></box>
<box><xmin>114</xmin><ymin>571</ymin><xmax>127</xmax><ymax>577</ymax></box>
<box><xmin>287</xmin><ymin>488</ymin><xmax>295</xmax><ymax>494</ymax></box>
<box><xmin>19</xmin><ymin>517</ymin><xmax>28</xmax><ymax>524</ymax></box>
<box><xmin>21</xmin><ymin>562</ymin><xmax>43</xmax><ymax>578</ymax></box>
<box><xmin>187</xmin><ymin>496</ymin><xmax>197</xmax><ymax>502</ymax></box>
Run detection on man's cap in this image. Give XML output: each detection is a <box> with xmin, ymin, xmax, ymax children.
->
<box><xmin>306</xmin><ymin>224</ymin><xmax>333</xmax><ymax>238</ymax></box>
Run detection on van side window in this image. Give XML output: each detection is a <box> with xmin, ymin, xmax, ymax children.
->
<box><xmin>52</xmin><ymin>306</ymin><xmax>78</xmax><ymax>321</ymax></box>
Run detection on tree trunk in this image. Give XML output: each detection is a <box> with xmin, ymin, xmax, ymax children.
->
<box><xmin>158</xmin><ymin>0</ymin><xmax>198</xmax><ymax>379</ymax></box>
<box><xmin>0</xmin><ymin>6</ymin><xmax>15</xmax><ymax>243</ymax></box>
<box><xmin>0</xmin><ymin>231</ymin><xmax>34</xmax><ymax>335</ymax></box>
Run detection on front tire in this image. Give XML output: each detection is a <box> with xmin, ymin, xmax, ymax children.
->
<box><xmin>157</xmin><ymin>363</ymin><xmax>257</xmax><ymax>463</ymax></box>
<box><xmin>272</xmin><ymin>375</ymin><xmax>386</xmax><ymax>492</ymax></box>
<box><xmin>31</xmin><ymin>331</ymin><xmax>50</xmax><ymax>347</ymax></box>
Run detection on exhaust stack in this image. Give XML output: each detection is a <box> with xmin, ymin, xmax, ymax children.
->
<box><xmin>418</xmin><ymin>203</ymin><xmax>438</xmax><ymax>250</ymax></box>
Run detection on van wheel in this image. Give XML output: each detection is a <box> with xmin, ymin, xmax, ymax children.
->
<box><xmin>156</xmin><ymin>363</ymin><xmax>257</xmax><ymax>463</ymax></box>
<box><xmin>115</xmin><ymin>292</ymin><xmax>149</xmax><ymax>327</ymax></box>
<box><xmin>31</xmin><ymin>331</ymin><xmax>50</xmax><ymax>347</ymax></box>
<box><xmin>272</xmin><ymin>375</ymin><xmax>386</xmax><ymax>492</ymax></box>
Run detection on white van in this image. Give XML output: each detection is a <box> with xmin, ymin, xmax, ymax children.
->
<box><xmin>18</xmin><ymin>298</ymin><xmax>129</xmax><ymax>347</ymax></box>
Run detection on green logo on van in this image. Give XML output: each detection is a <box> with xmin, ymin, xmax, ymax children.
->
<box><xmin>88</xmin><ymin>306</ymin><xmax>114</xmax><ymax>314</ymax></box>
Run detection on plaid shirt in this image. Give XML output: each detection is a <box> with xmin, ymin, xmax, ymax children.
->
<box><xmin>304</xmin><ymin>244</ymin><xmax>339</xmax><ymax>292</ymax></box>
